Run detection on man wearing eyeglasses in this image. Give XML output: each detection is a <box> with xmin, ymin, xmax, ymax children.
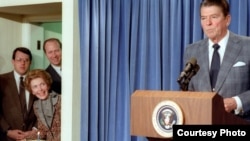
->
<box><xmin>0</xmin><ymin>47</ymin><xmax>37</xmax><ymax>141</ymax></box>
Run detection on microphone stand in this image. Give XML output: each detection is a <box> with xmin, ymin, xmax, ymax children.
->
<box><xmin>178</xmin><ymin>78</ymin><xmax>189</xmax><ymax>91</ymax></box>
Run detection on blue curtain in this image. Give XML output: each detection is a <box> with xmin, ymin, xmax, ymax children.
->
<box><xmin>78</xmin><ymin>0</ymin><xmax>250</xmax><ymax>141</ymax></box>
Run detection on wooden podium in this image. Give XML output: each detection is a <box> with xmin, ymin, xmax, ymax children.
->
<box><xmin>130</xmin><ymin>90</ymin><xmax>250</xmax><ymax>141</ymax></box>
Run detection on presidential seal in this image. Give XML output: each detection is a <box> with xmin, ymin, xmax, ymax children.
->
<box><xmin>152</xmin><ymin>100</ymin><xmax>183</xmax><ymax>138</ymax></box>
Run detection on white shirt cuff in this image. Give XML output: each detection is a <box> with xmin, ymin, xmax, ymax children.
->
<box><xmin>233</xmin><ymin>96</ymin><xmax>242</xmax><ymax>115</ymax></box>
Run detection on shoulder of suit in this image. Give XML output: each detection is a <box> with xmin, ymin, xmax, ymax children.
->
<box><xmin>228</xmin><ymin>31</ymin><xmax>250</xmax><ymax>42</ymax></box>
<box><xmin>45</xmin><ymin>65</ymin><xmax>53</xmax><ymax>71</ymax></box>
<box><xmin>188</xmin><ymin>39</ymin><xmax>208</xmax><ymax>48</ymax></box>
<box><xmin>186</xmin><ymin>42</ymin><xmax>205</xmax><ymax>53</ymax></box>
<box><xmin>46</xmin><ymin>65</ymin><xmax>59</xmax><ymax>74</ymax></box>
<box><xmin>0</xmin><ymin>71</ymin><xmax>14</xmax><ymax>79</ymax></box>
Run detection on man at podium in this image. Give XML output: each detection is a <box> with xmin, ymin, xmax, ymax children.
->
<box><xmin>182</xmin><ymin>0</ymin><xmax>250</xmax><ymax>121</ymax></box>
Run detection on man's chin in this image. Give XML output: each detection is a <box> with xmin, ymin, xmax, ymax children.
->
<box><xmin>205</xmin><ymin>33</ymin><xmax>217</xmax><ymax>40</ymax></box>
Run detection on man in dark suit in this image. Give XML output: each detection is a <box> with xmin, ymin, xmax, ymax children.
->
<box><xmin>183</xmin><ymin>0</ymin><xmax>250</xmax><ymax>121</ymax></box>
<box><xmin>0</xmin><ymin>47</ymin><xmax>37</xmax><ymax>141</ymax></box>
<box><xmin>43</xmin><ymin>38</ymin><xmax>62</xmax><ymax>94</ymax></box>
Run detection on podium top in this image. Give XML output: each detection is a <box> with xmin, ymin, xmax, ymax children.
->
<box><xmin>132</xmin><ymin>90</ymin><xmax>218</xmax><ymax>99</ymax></box>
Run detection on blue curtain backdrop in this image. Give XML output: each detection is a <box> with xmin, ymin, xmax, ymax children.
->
<box><xmin>78</xmin><ymin>0</ymin><xmax>250</xmax><ymax>141</ymax></box>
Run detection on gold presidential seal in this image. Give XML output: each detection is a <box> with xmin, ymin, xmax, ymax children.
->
<box><xmin>152</xmin><ymin>100</ymin><xmax>183</xmax><ymax>138</ymax></box>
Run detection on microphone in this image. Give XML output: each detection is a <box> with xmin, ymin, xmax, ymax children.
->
<box><xmin>177</xmin><ymin>57</ymin><xmax>197</xmax><ymax>83</ymax></box>
<box><xmin>185</xmin><ymin>64</ymin><xmax>200</xmax><ymax>81</ymax></box>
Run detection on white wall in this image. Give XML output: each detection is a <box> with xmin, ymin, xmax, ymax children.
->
<box><xmin>0</xmin><ymin>22</ymin><xmax>50</xmax><ymax>71</ymax></box>
<box><xmin>25</xmin><ymin>23</ymin><xmax>45</xmax><ymax>69</ymax></box>
<box><xmin>0</xmin><ymin>18</ymin><xmax>23</xmax><ymax>73</ymax></box>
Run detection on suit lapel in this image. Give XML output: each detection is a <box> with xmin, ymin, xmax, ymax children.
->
<box><xmin>8</xmin><ymin>72</ymin><xmax>24</xmax><ymax>112</ymax></box>
<box><xmin>27</xmin><ymin>94</ymin><xmax>36</xmax><ymax>113</ymax></box>
<box><xmin>47</xmin><ymin>65</ymin><xmax>61</xmax><ymax>81</ymax></box>
<box><xmin>216</xmin><ymin>33</ymin><xmax>242</xmax><ymax>92</ymax></box>
<box><xmin>198</xmin><ymin>40</ymin><xmax>212</xmax><ymax>91</ymax></box>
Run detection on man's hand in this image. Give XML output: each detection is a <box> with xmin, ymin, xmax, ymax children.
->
<box><xmin>6</xmin><ymin>129</ymin><xmax>26</xmax><ymax>140</ymax></box>
<box><xmin>224</xmin><ymin>98</ymin><xmax>237</xmax><ymax>113</ymax></box>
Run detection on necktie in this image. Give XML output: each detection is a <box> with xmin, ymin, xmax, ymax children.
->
<box><xmin>19</xmin><ymin>76</ymin><xmax>27</xmax><ymax>120</ymax></box>
<box><xmin>210</xmin><ymin>44</ymin><xmax>220</xmax><ymax>89</ymax></box>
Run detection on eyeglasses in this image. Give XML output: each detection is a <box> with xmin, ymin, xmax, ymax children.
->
<box><xmin>15</xmin><ymin>58</ymin><xmax>30</xmax><ymax>63</ymax></box>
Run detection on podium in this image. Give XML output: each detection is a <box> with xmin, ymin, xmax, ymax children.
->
<box><xmin>130</xmin><ymin>90</ymin><xmax>250</xmax><ymax>141</ymax></box>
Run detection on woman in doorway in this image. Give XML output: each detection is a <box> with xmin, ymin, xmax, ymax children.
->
<box><xmin>23</xmin><ymin>69</ymin><xmax>61</xmax><ymax>141</ymax></box>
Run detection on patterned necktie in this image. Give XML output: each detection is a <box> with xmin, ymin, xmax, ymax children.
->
<box><xmin>210</xmin><ymin>44</ymin><xmax>220</xmax><ymax>89</ymax></box>
<box><xmin>19</xmin><ymin>76</ymin><xmax>27</xmax><ymax>120</ymax></box>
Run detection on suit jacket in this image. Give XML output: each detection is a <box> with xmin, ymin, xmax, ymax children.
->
<box><xmin>46</xmin><ymin>65</ymin><xmax>61</xmax><ymax>94</ymax></box>
<box><xmin>184</xmin><ymin>32</ymin><xmax>250</xmax><ymax>120</ymax></box>
<box><xmin>0</xmin><ymin>71</ymin><xmax>37</xmax><ymax>141</ymax></box>
<box><xmin>26</xmin><ymin>93</ymin><xmax>61</xmax><ymax>141</ymax></box>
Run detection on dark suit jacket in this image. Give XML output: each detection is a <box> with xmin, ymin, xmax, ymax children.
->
<box><xmin>46</xmin><ymin>65</ymin><xmax>61</xmax><ymax>94</ymax></box>
<box><xmin>184</xmin><ymin>32</ymin><xmax>250</xmax><ymax>120</ymax></box>
<box><xmin>0</xmin><ymin>71</ymin><xmax>37</xmax><ymax>141</ymax></box>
